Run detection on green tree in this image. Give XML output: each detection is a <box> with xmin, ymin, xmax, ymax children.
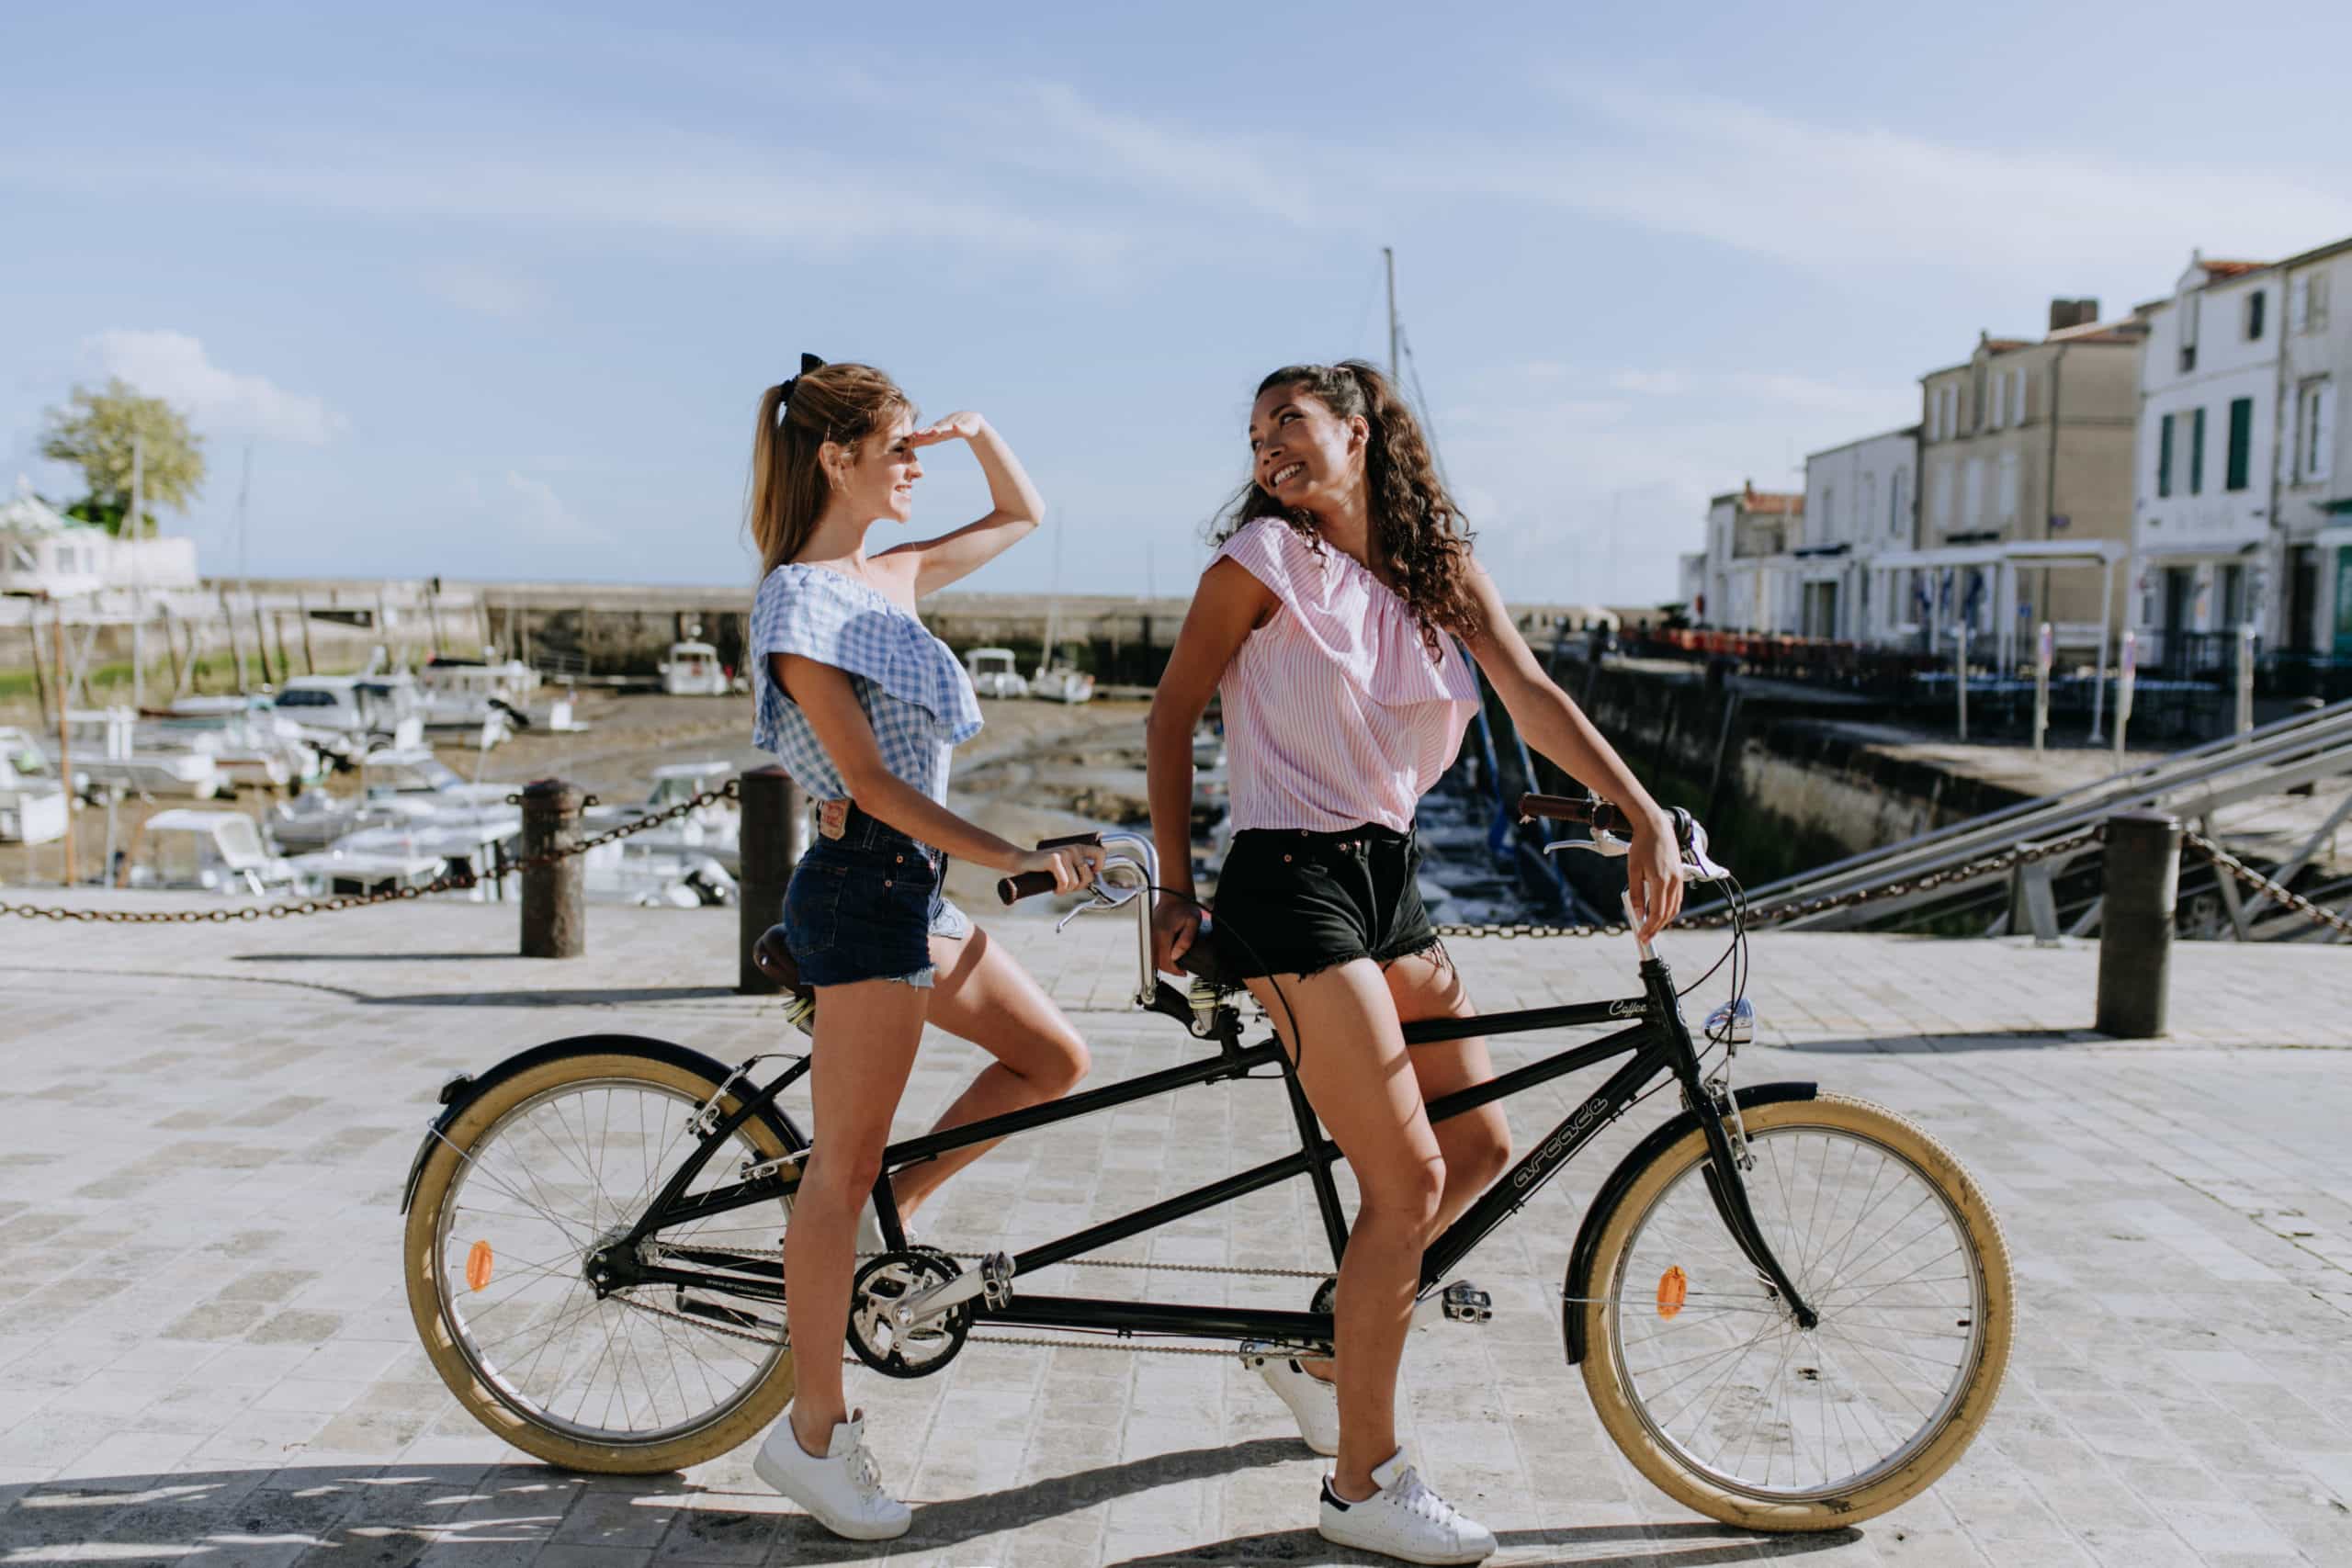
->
<box><xmin>39</xmin><ymin>378</ymin><xmax>206</xmax><ymax>536</ymax></box>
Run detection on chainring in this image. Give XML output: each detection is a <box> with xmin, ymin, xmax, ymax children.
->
<box><xmin>847</xmin><ymin>1247</ymin><xmax>970</xmax><ymax>1379</ymax></box>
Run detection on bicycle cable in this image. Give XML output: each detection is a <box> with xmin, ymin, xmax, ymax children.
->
<box><xmin>1145</xmin><ymin>883</ymin><xmax>1306</xmax><ymax>1074</ymax></box>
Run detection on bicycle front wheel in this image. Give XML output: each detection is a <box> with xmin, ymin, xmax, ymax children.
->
<box><xmin>403</xmin><ymin>1049</ymin><xmax>800</xmax><ymax>1473</ymax></box>
<box><xmin>1577</xmin><ymin>1093</ymin><xmax>2011</xmax><ymax>1530</ymax></box>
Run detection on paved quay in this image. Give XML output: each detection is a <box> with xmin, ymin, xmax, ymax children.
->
<box><xmin>3</xmin><ymin>894</ymin><xmax>2349</xmax><ymax>1566</ymax></box>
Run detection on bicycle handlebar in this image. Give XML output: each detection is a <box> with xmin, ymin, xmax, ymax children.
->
<box><xmin>996</xmin><ymin>832</ymin><xmax>1107</xmax><ymax>906</ymax></box>
<box><xmin>1518</xmin><ymin>793</ymin><xmax>1699</xmax><ymax>854</ymax></box>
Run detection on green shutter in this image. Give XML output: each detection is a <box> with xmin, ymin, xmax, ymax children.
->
<box><xmin>2159</xmin><ymin>413</ymin><xmax>2175</xmax><ymax>497</ymax></box>
<box><xmin>2226</xmin><ymin>397</ymin><xmax>2253</xmax><ymax>491</ymax></box>
<box><xmin>2191</xmin><ymin>407</ymin><xmax>2207</xmax><ymax>494</ymax></box>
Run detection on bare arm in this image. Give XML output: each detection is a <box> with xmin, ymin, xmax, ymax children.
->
<box><xmin>775</xmin><ymin>652</ymin><xmax>1098</xmax><ymax>887</ymax></box>
<box><xmin>1144</xmin><ymin>558</ymin><xmax>1274</xmax><ymax>966</ymax></box>
<box><xmin>1459</xmin><ymin>563</ymin><xmax>1684</xmax><ymax>935</ymax></box>
<box><xmin>878</xmin><ymin>413</ymin><xmax>1046</xmax><ymax>598</ymax></box>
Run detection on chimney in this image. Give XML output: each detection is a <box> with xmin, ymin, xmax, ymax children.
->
<box><xmin>2049</xmin><ymin>298</ymin><xmax>2099</xmax><ymax>333</ymax></box>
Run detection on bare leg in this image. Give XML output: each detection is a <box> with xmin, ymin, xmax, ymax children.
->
<box><xmin>785</xmin><ymin>977</ymin><xmax>929</xmax><ymax>1456</ymax></box>
<box><xmin>1246</xmin><ymin>961</ymin><xmax>1444</xmax><ymax>1501</ymax></box>
<box><xmin>884</xmin><ymin>925</ymin><xmax>1091</xmax><ymax>1220</ymax></box>
<box><xmin>1298</xmin><ymin>946</ymin><xmax>1509</xmax><ymax>1383</ymax></box>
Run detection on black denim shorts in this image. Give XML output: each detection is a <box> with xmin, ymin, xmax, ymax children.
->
<box><xmin>1209</xmin><ymin>823</ymin><xmax>1442</xmax><ymax>981</ymax></box>
<box><xmin>782</xmin><ymin>805</ymin><xmax>972</xmax><ymax>988</ymax></box>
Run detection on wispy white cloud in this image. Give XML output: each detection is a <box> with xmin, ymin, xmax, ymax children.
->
<box><xmin>1443</xmin><ymin>77</ymin><xmax>2352</xmax><ymax>284</ymax></box>
<box><xmin>422</xmin><ymin>261</ymin><xmax>548</xmax><ymax>319</ymax></box>
<box><xmin>85</xmin><ymin>330</ymin><xmax>345</xmax><ymax>445</ymax></box>
<box><xmin>3</xmin><ymin>133</ymin><xmax>1133</xmax><ymax>266</ymax></box>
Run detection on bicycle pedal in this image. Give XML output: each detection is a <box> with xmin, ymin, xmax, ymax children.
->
<box><xmin>1440</xmin><ymin>1280</ymin><xmax>1493</xmax><ymax>1325</ymax></box>
<box><xmin>978</xmin><ymin>1251</ymin><xmax>1014</xmax><ymax>1311</ymax></box>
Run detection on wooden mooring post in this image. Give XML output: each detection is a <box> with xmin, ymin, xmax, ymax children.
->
<box><xmin>2096</xmin><ymin>810</ymin><xmax>2180</xmax><ymax>1038</ymax></box>
<box><xmin>518</xmin><ymin>779</ymin><xmax>586</xmax><ymax>958</ymax></box>
<box><xmin>737</xmin><ymin>766</ymin><xmax>810</xmax><ymax>993</ymax></box>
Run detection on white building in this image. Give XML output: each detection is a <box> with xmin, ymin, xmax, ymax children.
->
<box><xmin>2277</xmin><ymin>240</ymin><xmax>2350</xmax><ymax>658</ymax></box>
<box><xmin>2132</xmin><ymin>254</ymin><xmax>2283</xmax><ymax>669</ymax></box>
<box><xmin>0</xmin><ymin>477</ymin><xmax>198</xmax><ymax>596</ymax></box>
<box><xmin>1699</xmin><ymin>483</ymin><xmax>1803</xmax><ymax>633</ymax></box>
<box><xmin>1676</xmin><ymin>550</ymin><xmax>1706</xmax><ymax>618</ymax></box>
<box><xmin>1799</xmin><ymin>426</ymin><xmax>1918</xmax><ymax>641</ymax></box>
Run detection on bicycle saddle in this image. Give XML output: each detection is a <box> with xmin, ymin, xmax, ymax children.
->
<box><xmin>753</xmin><ymin>922</ymin><xmax>812</xmax><ymax>997</ymax></box>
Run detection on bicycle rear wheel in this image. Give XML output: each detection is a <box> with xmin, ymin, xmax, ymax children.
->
<box><xmin>1577</xmin><ymin>1093</ymin><xmax>2011</xmax><ymax>1530</ymax></box>
<box><xmin>403</xmin><ymin>1049</ymin><xmax>800</xmax><ymax>1472</ymax></box>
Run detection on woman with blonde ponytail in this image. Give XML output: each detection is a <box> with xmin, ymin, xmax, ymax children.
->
<box><xmin>1147</xmin><ymin>359</ymin><xmax>1684</xmax><ymax>1564</ymax></box>
<box><xmin>744</xmin><ymin>355</ymin><xmax>1103</xmax><ymax>1539</ymax></box>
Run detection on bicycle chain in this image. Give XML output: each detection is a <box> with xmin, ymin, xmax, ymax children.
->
<box><xmin>2183</xmin><ymin>829</ymin><xmax>2352</xmax><ymax>939</ymax></box>
<box><xmin>610</xmin><ymin>1240</ymin><xmax>1324</xmax><ymax>1362</ymax></box>
<box><xmin>0</xmin><ymin>779</ymin><xmax>740</xmax><ymax>923</ymax></box>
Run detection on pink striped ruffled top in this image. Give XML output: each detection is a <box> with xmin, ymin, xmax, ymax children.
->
<box><xmin>1211</xmin><ymin>517</ymin><xmax>1480</xmax><ymax>834</ymax></box>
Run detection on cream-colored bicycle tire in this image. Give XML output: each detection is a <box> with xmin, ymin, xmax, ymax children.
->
<box><xmin>1577</xmin><ymin>1094</ymin><xmax>2012</xmax><ymax>1531</ymax></box>
<box><xmin>403</xmin><ymin>1051</ymin><xmax>797</xmax><ymax>1473</ymax></box>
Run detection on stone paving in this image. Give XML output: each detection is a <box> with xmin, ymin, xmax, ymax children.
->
<box><xmin>2</xmin><ymin>894</ymin><xmax>2349</xmax><ymax>1566</ymax></box>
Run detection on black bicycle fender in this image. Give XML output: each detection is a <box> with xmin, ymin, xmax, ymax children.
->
<box><xmin>1560</xmin><ymin>1081</ymin><xmax>1817</xmax><ymax>1365</ymax></box>
<box><xmin>397</xmin><ymin>1033</ymin><xmax>800</xmax><ymax>1215</ymax></box>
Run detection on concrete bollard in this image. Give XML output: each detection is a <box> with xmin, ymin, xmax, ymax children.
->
<box><xmin>2096</xmin><ymin>810</ymin><xmax>2181</xmax><ymax>1038</ymax></box>
<box><xmin>518</xmin><ymin>778</ymin><xmax>586</xmax><ymax>958</ymax></box>
<box><xmin>738</xmin><ymin>766</ymin><xmax>808</xmax><ymax>994</ymax></box>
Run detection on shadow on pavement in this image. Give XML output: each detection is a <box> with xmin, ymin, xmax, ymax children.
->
<box><xmin>1773</xmin><ymin>1028</ymin><xmax>2099</xmax><ymax>1054</ymax></box>
<box><xmin>356</xmin><ymin>985</ymin><xmax>746</xmax><ymax>1006</ymax></box>
<box><xmin>1104</xmin><ymin>1518</ymin><xmax>1864</xmax><ymax>1566</ymax></box>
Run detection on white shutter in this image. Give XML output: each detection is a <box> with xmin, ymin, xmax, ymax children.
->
<box><xmin>1996</xmin><ymin>452</ymin><xmax>2019</xmax><ymax>522</ymax></box>
<box><xmin>2317</xmin><ymin>382</ymin><xmax>2337</xmax><ymax>484</ymax></box>
<box><xmin>2014</xmin><ymin>367</ymin><xmax>2029</xmax><ymax>422</ymax></box>
<box><xmin>1991</xmin><ymin>373</ymin><xmax>2007</xmax><ymax>429</ymax></box>
<box><xmin>2290</xmin><ymin>276</ymin><xmax>2311</xmax><ymax>333</ymax></box>
<box><xmin>1963</xmin><ymin>457</ymin><xmax>1984</xmax><ymax>525</ymax></box>
<box><xmin>1932</xmin><ymin>463</ymin><xmax>1953</xmax><ymax>529</ymax></box>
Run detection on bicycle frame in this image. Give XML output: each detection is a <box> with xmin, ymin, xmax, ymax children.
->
<box><xmin>589</xmin><ymin>835</ymin><xmax>1817</xmax><ymax>1347</ymax></box>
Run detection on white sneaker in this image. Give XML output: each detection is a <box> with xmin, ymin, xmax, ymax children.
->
<box><xmin>1318</xmin><ymin>1449</ymin><xmax>1496</xmax><ymax>1564</ymax></box>
<box><xmin>1243</xmin><ymin>1344</ymin><xmax>1339</xmax><ymax>1456</ymax></box>
<box><xmin>752</xmin><ymin>1408</ymin><xmax>911</xmax><ymax>1540</ymax></box>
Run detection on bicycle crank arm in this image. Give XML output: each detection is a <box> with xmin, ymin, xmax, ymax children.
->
<box><xmin>894</xmin><ymin>1250</ymin><xmax>1012</xmax><ymax>1327</ymax></box>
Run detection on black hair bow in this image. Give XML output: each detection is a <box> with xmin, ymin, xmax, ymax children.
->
<box><xmin>779</xmin><ymin>352</ymin><xmax>826</xmax><ymax>411</ymax></box>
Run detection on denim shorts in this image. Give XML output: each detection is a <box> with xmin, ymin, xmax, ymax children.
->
<box><xmin>781</xmin><ymin>805</ymin><xmax>973</xmax><ymax>988</ymax></box>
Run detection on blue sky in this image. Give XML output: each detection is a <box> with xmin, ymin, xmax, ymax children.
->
<box><xmin>6</xmin><ymin>1</ymin><xmax>2349</xmax><ymax>604</ymax></box>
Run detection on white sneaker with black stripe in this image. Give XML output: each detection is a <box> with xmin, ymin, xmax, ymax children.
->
<box><xmin>1317</xmin><ymin>1448</ymin><xmax>1496</xmax><ymax>1564</ymax></box>
<box><xmin>1242</xmin><ymin>1343</ymin><xmax>1340</xmax><ymax>1455</ymax></box>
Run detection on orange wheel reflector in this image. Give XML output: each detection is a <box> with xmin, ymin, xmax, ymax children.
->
<box><xmin>1657</xmin><ymin>1265</ymin><xmax>1688</xmax><ymax>1319</ymax></box>
<box><xmin>466</xmin><ymin>1240</ymin><xmax>494</xmax><ymax>1293</ymax></box>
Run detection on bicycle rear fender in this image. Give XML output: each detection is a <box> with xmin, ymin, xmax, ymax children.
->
<box><xmin>1559</xmin><ymin>1080</ymin><xmax>1817</xmax><ymax>1365</ymax></box>
<box><xmin>397</xmin><ymin>1034</ymin><xmax>808</xmax><ymax>1215</ymax></box>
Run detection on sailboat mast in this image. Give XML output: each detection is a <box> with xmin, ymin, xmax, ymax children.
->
<box><xmin>1384</xmin><ymin>246</ymin><xmax>1398</xmax><ymax>380</ymax></box>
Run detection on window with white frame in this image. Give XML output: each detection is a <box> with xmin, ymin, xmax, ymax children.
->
<box><xmin>1989</xmin><ymin>371</ymin><xmax>2007</xmax><ymax>430</ymax></box>
<box><xmin>2299</xmin><ymin>378</ymin><xmax>2336</xmax><ymax>484</ymax></box>
<box><xmin>2011</xmin><ymin>367</ymin><xmax>2029</xmax><ymax>423</ymax></box>
<box><xmin>2292</xmin><ymin>276</ymin><xmax>2312</xmax><ymax>333</ymax></box>
<box><xmin>1931</xmin><ymin>461</ymin><xmax>1953</xmax><ymax>531</ymax></box>
<box><xmin>1963</xmin><ymin>457</ymin><xmax>1985</xmax><ymax>525</ymax></box>
<box><xmin>1891</xmin><ymin>468</ymin><xmax>1910</xmax><ymax>537</ymax></box>
<box><xmin>1996</xmin><ymin>451</ymin><xmax>2019</xmax><ymax>524</ymax></box>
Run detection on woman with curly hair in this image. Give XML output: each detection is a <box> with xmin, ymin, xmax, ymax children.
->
<box><xmin>1146</xmin><ymin>360</ymin><xmax>1683</xmax><ymax>1564</ymax></box>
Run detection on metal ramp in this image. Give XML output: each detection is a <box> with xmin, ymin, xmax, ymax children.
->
<box><xmin>1690</xmin><ymin>697</ymin><xmax>2352</xmax><ymax>940</ymax></box>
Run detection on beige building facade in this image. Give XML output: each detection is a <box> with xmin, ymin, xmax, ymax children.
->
<box><xmin>1913</xmin><ymin>300</ymin><xmax>2145</xmax><ymax>650</ymax></box>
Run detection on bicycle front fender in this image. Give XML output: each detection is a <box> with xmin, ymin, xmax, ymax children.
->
<box><xmin>396</xmin><ymin>1033</ymin><xmax>807</xmax><ymax>1215</ymax></box>
<box><xmin>1559</xmin><ymin>1080</ymin><xmax>1817</xmax><ymax>1366</ymax></box>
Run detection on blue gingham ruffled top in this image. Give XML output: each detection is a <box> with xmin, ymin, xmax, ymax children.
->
<box><xmin>750</xmin><ymin>563</ymin><xmax>983</xmax><ymax>812</ymax></box>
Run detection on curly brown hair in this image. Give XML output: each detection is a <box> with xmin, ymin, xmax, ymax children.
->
<box><xmin>1212</xmin><ymin>359</ymin><xmax>1481</xmax><ymax>659</ymax></box>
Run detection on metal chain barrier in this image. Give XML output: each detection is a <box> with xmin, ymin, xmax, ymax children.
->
<box><xmin>0</xmin><ymin>779</ymin><xmax>741</xmax><ymax>924</ymax></box>
<box><xmin>1432</xmin><ymin>821</ymin><xmax>2107</xmax><ymax>941</ymax></box>
<box><xmin>2183</xmin><ymin>829</ymin><xmax>2352</xmax><ymax>940</ymax></box>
